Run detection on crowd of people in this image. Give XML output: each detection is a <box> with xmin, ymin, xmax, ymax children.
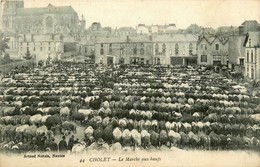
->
<box><xmin>0</xmin><ymin>62</ymin><xmax>260</xmax><ymax>154</ymax></box>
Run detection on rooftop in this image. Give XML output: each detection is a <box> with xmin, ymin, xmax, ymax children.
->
<box><xmin>16</xmin><ymin>3</ymin><xmax>77</xmax><ymax>15</ymax></box>
<box><xmin>153</xmin><ymin>34</ymin><xmax>197</xmax><ymax>42</ymax></box>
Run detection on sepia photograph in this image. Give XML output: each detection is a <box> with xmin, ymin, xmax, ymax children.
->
<box><xmin>0</xmin><ymin>0</ymin><xmax>260</xmax><ymax>166</ymax></box>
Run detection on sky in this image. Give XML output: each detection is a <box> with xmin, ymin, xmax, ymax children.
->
<box><xmin>22</xmin><ymin>0</ymin><xmax>260</xmax><ymax>29</ymax></box>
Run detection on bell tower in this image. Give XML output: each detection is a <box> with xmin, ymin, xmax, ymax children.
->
<box><xmin>2</xmin><ymin>0</ymin><xmax>24</xmax><ymax>30</ymax></box>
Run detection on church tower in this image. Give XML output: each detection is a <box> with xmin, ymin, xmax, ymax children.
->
<box><xmin>80</xmin><ymin>15</ymin><xmax>86</xmax><ymax>33</ymax></box>
<box><xmin>2</xmin><ymin>0</ymin><xmax>24</xmax><ymax>30</ymax></box>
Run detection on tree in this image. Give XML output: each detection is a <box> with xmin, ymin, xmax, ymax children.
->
<box><xmin>24</xmin><ymin>47</ymin><xmax>32</xmax><ymax>60</ymax></box>
<box><xmin>3</xmin><ymin>53</ymin><xmax>10</xmax><ymax>60</ymax></box>
<box><xmin>0</xmin><ymin>32</ymin><xmax>10</xmax><ymax>55</ymax></box>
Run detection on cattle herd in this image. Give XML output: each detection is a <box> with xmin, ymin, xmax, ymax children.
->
<box><xmin>0</xmin><ymin>62</ymin><xmax>260</xmax><ymax>154</ymax></box>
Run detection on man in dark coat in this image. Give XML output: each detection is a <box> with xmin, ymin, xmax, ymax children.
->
<box><xmin>68</xmin><ymin>135</ymin><xmax>75</xmax><ymax>151</ymax></box>
<box><xmin>49</xmin><ymin>138</ymin><xmax>58</xmax><ymax>151</ymax></box>
<box><xmin>58</xmin><ymin>136</ymin><xmax>67</xmax><ymax>152</ymax></box>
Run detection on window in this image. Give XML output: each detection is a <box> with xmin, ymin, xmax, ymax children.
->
<box><xmin>162</xmin><ymin>43</ymin><xmax>166</xmax><ymax>55</ymax></box>
<box><xmin>46</xmin><ymin>16</ymin><xmax>53</xmax><ymax>28</ymax></box>
<box><xmin>120</xmin><ymin>48</ymin><xmax>124</xmax><ymax>55</ymax></box>
<box><xmin>141</xmin><ymin>58</ymin><xmax>144</xmax><ymax>64</ymax></box>
<box><xmin>100</xmin><ymin>48</ymin><xmax>104</xmax><ymax>55</ymax></box>
<box><xmin>247</xmin><ymin>51</ymin><xmax>249</xmax><ymax>62</ymax></box>
<box><xmin>251</xmin><ymin>51</ymin><xmax>253</xmax><ymax>63</ymax></box>
<box><xmin>240</xmin><ymin>58</ymin><xmax>244</xmax><ymax>66</ymax></box>
<box><xmin>249</xmin><ymin>39</ymin><xmax>251</xmax><ymax>47</ymax></box>
<box><xmin>133</xmin><ymin>47</ymin><xmax>137</xmax><ymax>55</ymax></box>
<box><xmin>215</xmin><ymin>44</ymin><xmax>219</xmax><ymax>50</ymax></box>
<box><xmin>189</xmin><ymin>43</ymin><xmax>193</xmax><ymax>55</ymax></box>
<box><xmin>109</xmin><ymin>44</ymin><xmax>112</xmax><ymax>55</ymax></box>
<box><xmin>213</xmin><ymin>55</ymin><xmax>221</xmax><ymax>61</ymax></box>
<box><xmin>175</xmin><ymin>43</ymin><xmax>179</xmax><ymax>55</ymax></box>
<box><xmin>157</xmin><ymin>58</ymin><xmax>160</xmax><ymax>65</ymax></box>
<box><xmin>201</xmin><ymin>44</ymin><xmax>207</xmax><ymax>50</ymax></box>
<box><xmin>40</xmin><ymin>47</ymin><xmax>42</xmax><ymax>51</ymax></box>
<box><xmin>140</xmin><ymin>43</ymin><xmax>144</xmax><ymax>47</ymax></box>
<box><xmin>251</xmin><ymin>67</ymin><xmax>254</xmax><ymax>79</ymax></box>
<box><xmin>201</xmin><ymin>55</ymin><xmax>207</xmax><ymax>62</ymax></box>
<box><xmin>155</xmin><ymin>43</ymin><xmax>159</xmax><ymax>55</ymax></box>
<box><xmin>85</xmin><ymin>47</ymin><xmax>87</xmax><ymax>53</ymax></box>
<box><xmin>140</xmin><ymin>48</ymin><xmax>144</xmax><ymax>55</ymax></box>
<box><xmin>247</xmin><ymin>66</ymin><xmax>249</xmax><ymax>77</ymax></box>
<box><xmin>101</xmin><ymin>44</ymin><xmax>103</xmax><ymax>47</ymax></box>
<box><xmin>34</xmin><ymin>47</ymin><xmax>36</xmax><ymax>51</ymax></box>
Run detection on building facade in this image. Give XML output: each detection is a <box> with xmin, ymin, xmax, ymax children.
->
<box><xmin>244</xmin><ymin>32</ymin><xmax>260</xmax><ymax>81</ymax></box>
<box><xmin>197</xmin><ymin>36</ymin><xmax>228</xmax><ymax>66</ymax></box>
<box><xmin>18</xmin><ymin>34</ymin><xmax>64</xmax><ymax>61</ymax></box>
<box><xmin>95</xmin><ymin>36</ymin><xmax>153</xmax><ymax>65</ymax></box>
<box><xmin>152</xmin><ymin>34</ymin><xmax>198</xmax><ymax>65</ymax></box>
<box><xmin>228</xmin><ymin>20</ymin><xmax>260</xmax><ymax>71</ymax></box>
<box><xmin>2</xmin><ymin>1</ymin><xmax>85</xmax><ymax>35</ymax></box>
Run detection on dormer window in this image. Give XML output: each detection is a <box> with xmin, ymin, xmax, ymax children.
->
<box><xmin>249</xmin><ymin>38</ymin><xmax>251</xmax><ymax>47</ymax></box>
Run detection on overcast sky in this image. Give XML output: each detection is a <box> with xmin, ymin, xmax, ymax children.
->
<box><xmin>24</xmin><ymin>0</ymin><xmax>260</xmax><ymax>29</ymax></box>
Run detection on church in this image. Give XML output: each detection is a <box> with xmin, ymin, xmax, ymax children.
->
<box><xmin>2</xmin><ymin>0</ymin><xmax>86</xmax><ymax>34</ymax></box>
<box><xmin>1</xmin><ymin>0</ymin><xmax>86</xmax><ymax>61</ymax></box>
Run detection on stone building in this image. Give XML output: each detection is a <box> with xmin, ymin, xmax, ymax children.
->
<box><xmin>228</xmin><ymin>20</ymin><xmax>260</xmax><ymax>71</ymax></box>
<box><xmin>244</xmin><ymin>31</ymin><xmax>260</xmax><ymax>81</ymax></box>
<box><xmin>197</xmin><ymin>36</ymin><xmax>228</xmax><ymax>66</ymax></box>
<box><xmin>152</xmin><ymin>34</ymin><xmax>198</xmax><ymax>65</ymax></box>
<box><xmin>2</xmin><ymin>1</ymin><xmax>85</xmax><ymax>35</ymax></box>
<box><xmin>18</xmin><ymin>34</ymin><xmax>64</xmax><ymax>61</ymax></box>
<box><xmin>95</xmin><ymin>35</ymin><xmax>153</xmax><ymax>65</ymax></box>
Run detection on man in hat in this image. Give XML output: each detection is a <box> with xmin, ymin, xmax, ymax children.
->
<box><xmin>49</xmin><ymin>138</ymin><xmax>58</xmax><ymax>152</ymax></box>
<box><xmin>58</xmin><ymin>136</ymin><xmax>67</xmax><ymax>152</ymax></box>
<box><xmin>32</xmin><ymin>137</ymin><xmax>38</xmax><ymax>151</ymax></box>
<box><xmin>68</xmin><ymin>135</ymin><xmax>75</xmax><ymax>151</ymax></box>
